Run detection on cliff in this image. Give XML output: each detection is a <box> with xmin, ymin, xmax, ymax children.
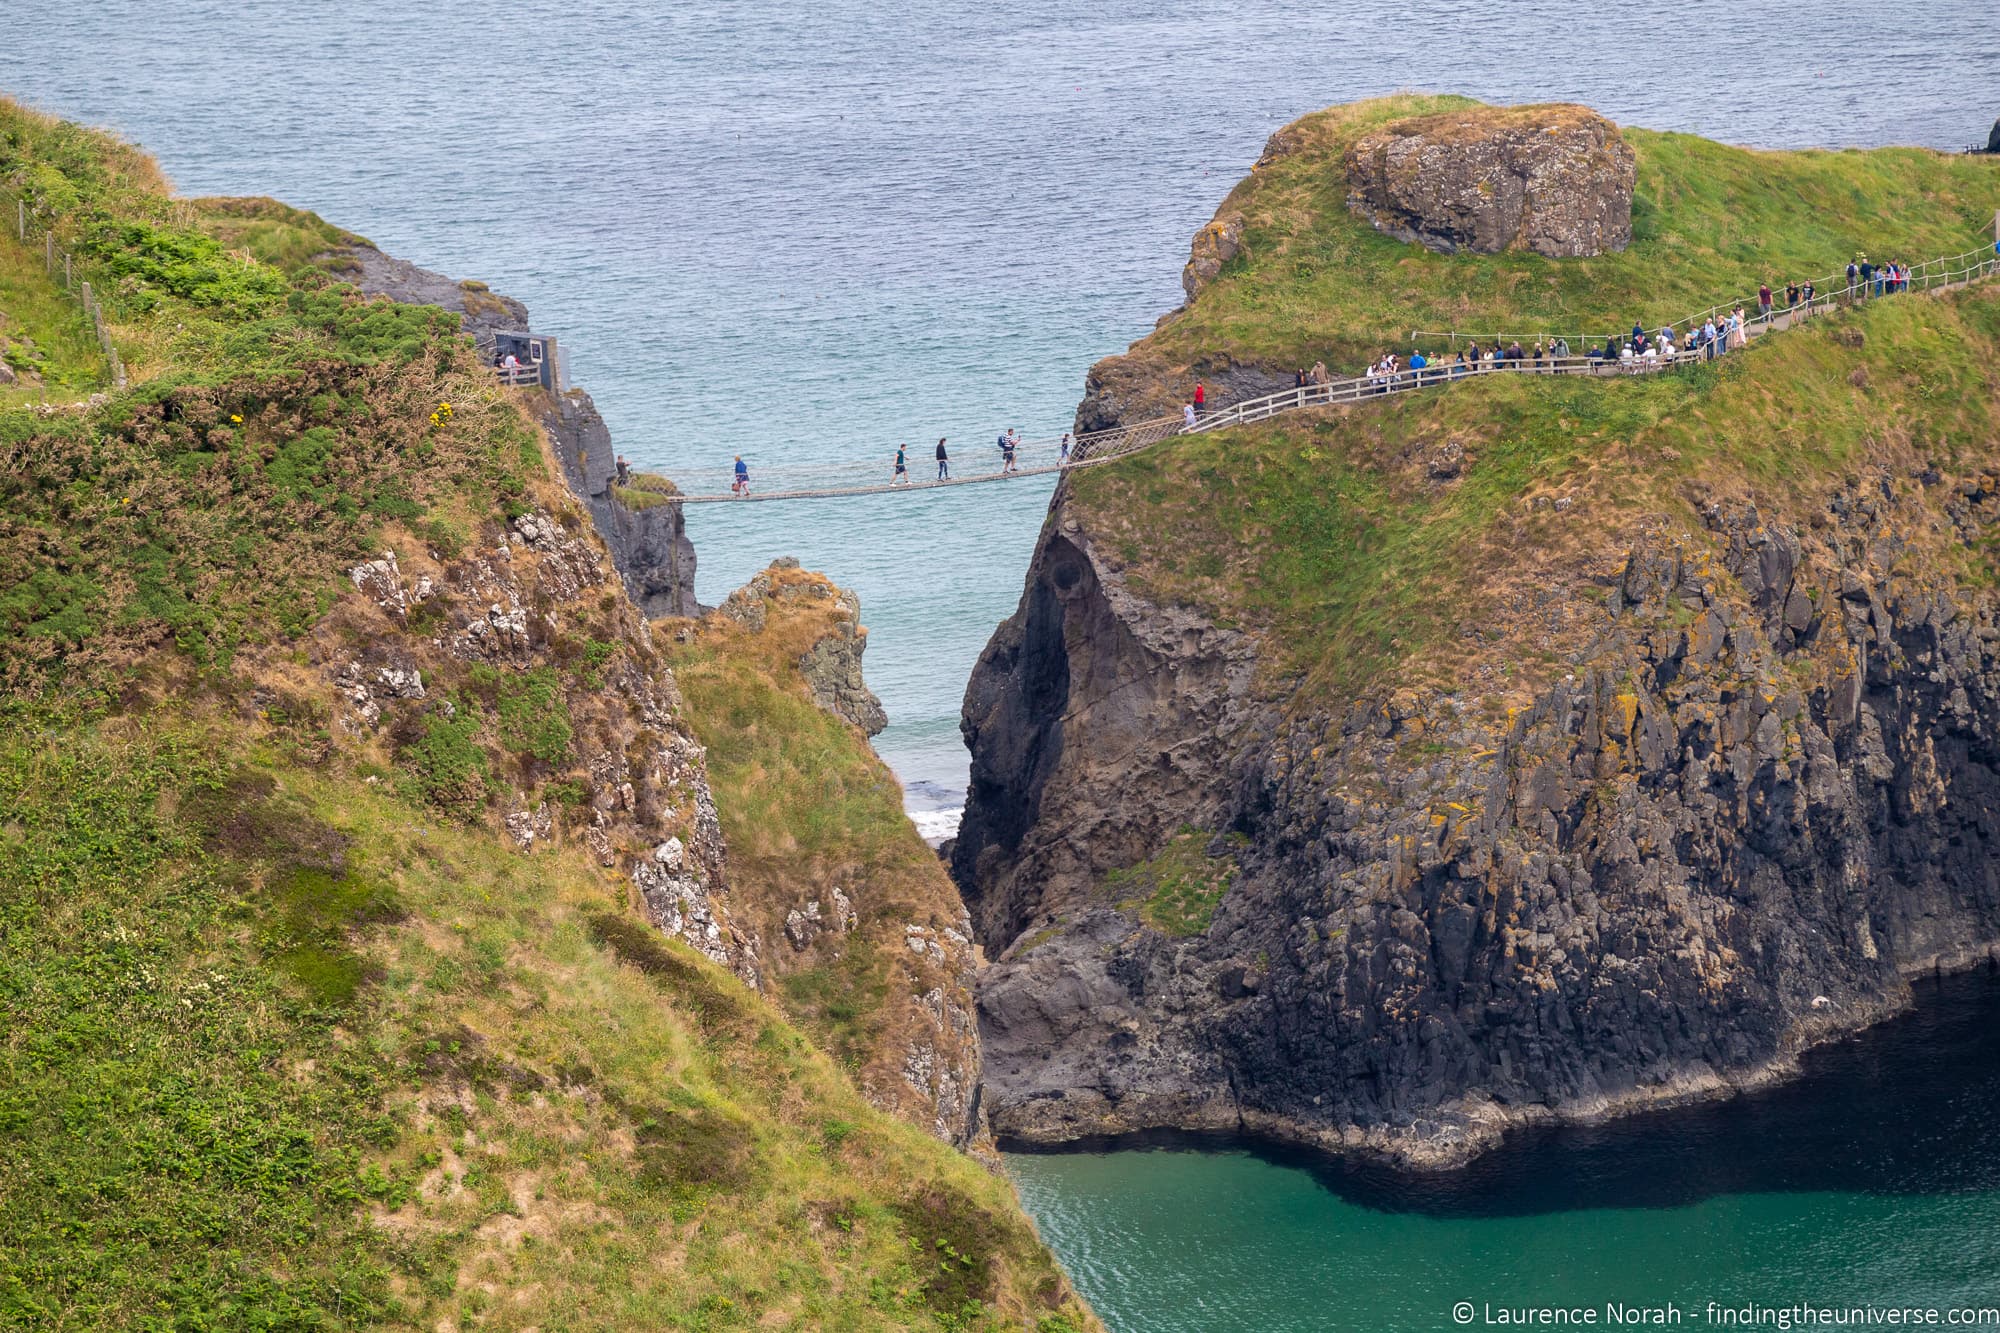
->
<box><xmin>0</xmin><ymin>95</ymin><xmax>1095</xmax><ymax>1331</ymax></box>
<box><xmin>313</xmin><ymin>235</ymin><xmax>703</xmax><ymax>620</ymax></box>
<box><xmin>957</xmin><ymin>99</ymin><xmax>2000</xmax><ymax>1168</ymax></box>
<box><xmin>664</xmin><ymin>561</ymin><xmax>984</xmax><ymax>1147</ymax></box>
<box><xmin>1073</xmin><ymin>94</ymin><xmax>2000</xmax><ymax>433</ymax></box>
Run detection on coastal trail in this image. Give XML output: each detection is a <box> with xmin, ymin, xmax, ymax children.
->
<box><xmin>641</xmin><ymin>241</ymin><xmax>2000</xmax><ymax>505</ymax></box>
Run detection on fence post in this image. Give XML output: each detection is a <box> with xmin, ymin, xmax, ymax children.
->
<box><xmin>63</xmin><ymin>253</ymin><xmax>71</xmax><ymax>289</ymax></box>
<box><xmin>16</xmin><ymin>198</ymin><xmax>23</xmax><ymax>241</ymax></box>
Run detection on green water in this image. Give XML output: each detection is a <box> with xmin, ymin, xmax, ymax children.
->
<box><xmin>1009</xmin><ymin>1150</ymin><xmax>1999</xmax><ymax>1332</ymax></box>
<box><xmin>1007</xmin><ymin>974</ymin><xmax>2000</xmax><ymax>1333</ymax></box>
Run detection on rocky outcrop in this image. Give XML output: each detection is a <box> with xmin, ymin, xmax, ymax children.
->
<box><xmin>350</xmin><ymin>248</ymin><xmax>700</xmax><ymax>621</ymax></box>
<box><xmin>954</xmin><ymin>511</ymin><xmax>1260</xmax><ymax>949</ymax></box>
<box><xmin>538</xmin><ymin>390</ymin><xmax>699</xmax><ymax>619</ymax></box>
<box><xmin>1182</xmin><ymin>212</ymin><xmax>1245</xmax><ymax>305</ymax></box>
<box><xmin>329</xmin><ymin>505</ymin><xmax>757</xmax><ymax>986</ymax></box>
<box><xmin>685</xmin><ymin>563</ymin><xmax>983</xmax><ymax>1147</ymax></box>
<box><xmin>958</xmin><ymin>466</ymin><xmax>2000</xmax><ymax>1169</ymax></box>
<box><xmin>341</xmin><ymin>243</ymin><xmax>528</xmax><ymax>355</ymax></box>
<box><xmin>1987</xmin><ymin>117</ymin><xmax>2000</xmax><ymax>154</ymax></box>
<box><xmin>1074</xmin><ymin>347</ymin><xmax>1292</xmax><ymax>436</ymax></box>
<box><xmin>1344</xmin><ymin>105</ymin><xmax>1635</xmax><ymax>258</ymax></box>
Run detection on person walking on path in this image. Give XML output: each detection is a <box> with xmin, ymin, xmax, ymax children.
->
<box><xmin>1183</xmin><ymin>402</ymin><xmax>1198</xmax><ymax>431</ymax></box>
<box><xmin>1759</xmin><ymin>283</ymin><xmax>1773</xmax><ymax>319</ymax></box>
<box><xmin>892</xmin><ymin>444</ymin><xmax>910</xmax><ymax>485</ymax></box>
<box><xmin>1729</xmin><ymin>307</ymin><xmax>1749</xmax><ymax>351</ymax></box>
<box><xmin>732</xmin><ymin>455</ymin><xmax>749</xmax><ymax>497</ymax></box>
<box><xmin>935</xmin><ymin>438</ymin><xmax>950</xmax><ymax>480</ymax></box>
<box><xmin>1000</xmin><ymin>428</ymin><xmax>1020</xmax><ymax>474</ymax></box>
<box><xmin>1848</xmin><ymin>259</ymin><xmax>1861</xmax><ymax>296</ymax></box>
<box><xmin>1059</xmin><ymin>432</ymin><xmax>1073</xmax><ymax>466</ymax></box>
<box><xmin>1310</xmin><ymin>361</ymin><xmax>1329</xmax><ymax>387</ymax></box>
<box><xmin>1192</xmin><ymin>381</ymin><xmax>1207</xmax><ymax>417</ymax></box>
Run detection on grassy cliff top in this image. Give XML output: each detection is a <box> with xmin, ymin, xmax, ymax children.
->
<box><xmin>1147</xmin><ymin>94</ymin><xmax>2000</xmax><ymax>375</ymax></box>
<box><xmin>1073</xmin><ymin>277</ymin><xmax>2000</xmax><ymax>704</ymax></box>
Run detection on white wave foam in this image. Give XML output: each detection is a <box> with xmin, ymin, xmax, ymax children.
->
<box><xmin>908</xmin><ymin>806</ymin><xmax>963</xmax><ymax>846</ymax></box>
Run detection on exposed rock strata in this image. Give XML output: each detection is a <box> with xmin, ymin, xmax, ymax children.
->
<box><xmin>331</xmin><ymin>507</ymin><xmax>757</xmax><ymax>986</ymax></box>
<box><xmin>692</xmin><ymin>564</ymin><xmax>982</xmax><ymax>1146</ymax></box>
<box><xmin>349</xmin><ymin>251</ymin><xmax>699</xmax><ymax>621</ymax></box>
<box><xmin>1344</xmin><ymin>106</ymin><xmax>1636</xmax><ymax>258</ymax></box>
<box><xmin>538</xmin><ymin>390</ymin><xmax>700</xmax><ymax>619</ymax></box>
<box><xmin>958</xmin><ymin>471</ymin><xmax>2000</xmax><ymax>1169</ymax></box>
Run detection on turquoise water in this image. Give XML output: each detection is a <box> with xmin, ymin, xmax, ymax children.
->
<box><xmin>8</xmin><ymin>8</ymin><xmax>2000</xmax><ymax>1328</ymax></box>
<box><xmin>1009</xmin><ymin>973</ymin><xmax>2000</xmax><ymax>1331</ymax></box>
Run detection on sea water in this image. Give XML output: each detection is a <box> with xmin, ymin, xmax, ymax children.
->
<box><xmin>7</xmin><ymin>4</ymin><xmax>1997</xmax><ymax>1327</ymax></box>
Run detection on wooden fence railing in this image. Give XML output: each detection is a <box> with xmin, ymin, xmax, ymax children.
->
<box><xmin>4</xmin><ymin>186</ymin><xmax>127</xmax><ymax>393</ymax></box>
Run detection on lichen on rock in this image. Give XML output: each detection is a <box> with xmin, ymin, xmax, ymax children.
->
<box><xmin>1343</xmin><ymin>104</ymin><xmax>1636</xmax><ymax>257</ymax></box>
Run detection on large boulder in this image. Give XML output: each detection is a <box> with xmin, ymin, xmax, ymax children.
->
<box><xmin>1345</xmin><ymin>105</ymin><xmax>1636</xmax><ymax>258</ymax></box>
<box><xmin>1987</xmin><ymin>116</ymin><xmax>2000</xmax><ymax>154</ymax></box>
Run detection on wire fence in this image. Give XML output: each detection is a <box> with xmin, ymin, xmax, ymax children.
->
<box><xmin>3</xmin><ymin>184</ymin><xmax>127</xmax><ymax>393</ymax></box>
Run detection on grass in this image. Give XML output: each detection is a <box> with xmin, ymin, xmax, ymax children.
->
<box><xmin>1105</xmin><ymin>828</ymin><xmax>1247</xmax><ymax>937</ymax></box>
<box><xmin>0</xmin><ymin>212</ymin><xmax>108</xmax><ymax>402</ymax></box>
<box><xmin>0</xmin><ymin>716</ymin><xmax>1094</xmax><ymax>1330</ymax></box>
<box><xmin>0</xmin><ymin>99</ymin><xmax>1099</xmax><ymax>1331</ymax></box>
<box><xmin>1074</xmin><ymin>277</ymin><xmax>2000</xmax><ymax>702</ymax></box>
<box><xmin>1149</xmin><ymin>94</ymin><xmax>2000</xmax><ymax>377</ymax></box>
<box><xmin>661</xmin><ymin>566</ymin><xmax>987</xmax><ymax>1130</ymax></box>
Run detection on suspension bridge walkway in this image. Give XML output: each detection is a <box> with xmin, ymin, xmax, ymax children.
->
<box><xmin>619</xmin><ymin>241</ymin><xmax>2000</xmax><ymax>505</ymax></box>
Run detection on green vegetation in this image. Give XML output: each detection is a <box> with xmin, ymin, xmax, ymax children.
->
<box><xmin>0</xmin><ymin>719</ymin><xmax>1090</xmax><ymax>1330</ymax></box>
<box><xmin>1106</xmin><ymin>828</ymin><xmax>1247</xmax><ymax>936</ymax></box>
<box><xmin>1157</xmin><ymin>94</ymin><xmax>2000</xmax><ymax>376</ymax></box>
<box><xmin>662</xmin><ymin>569</ymin><xmax>978</xmax><ymax>1098</ymax></box>
<box><xmin>1080</xmin><ymin>103</ymin><xmax>2000</xmax><ymax>700</ymax></box>
<box><xmin>0</xmin><ymin>214</ymin><xmax>106</xmax><ymax>401</ymax></box>
<box><xmin>1</xmin><ymin>100</ymin><xmax>1096</xmax><ymax>1331</ymax></box>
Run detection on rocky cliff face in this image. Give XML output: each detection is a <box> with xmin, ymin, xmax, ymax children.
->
<box><xmin>1344</xmin><ymin>105</ymin><xmax>1636</xmax><ymax>258</ymax></box>
<box><xmin>337</xmin><ymin>505</ymin><xmax>757</xmax><ymax>985</ymax></box>
<box><xmin>349</xmin><ymin>250</ymin><xmax>700</xmax><ymax>621</ymax></box>
<box><xmin>958</xmin><ymin>439</ymin><xmax>2000</xmax><ymax>1169</ymax></box>
<box><xmin>538</xmin><ymin>390</ymin><xmax>700</xmax><ymax>619</ymax></box>
<box><xmin>672</xmin><ymin>562</ymin><xmax>986</xmax><ymax>1147</ymax></box>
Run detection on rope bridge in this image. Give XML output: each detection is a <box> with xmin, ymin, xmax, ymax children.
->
<box><xmin>649</xmin><ymin>241</ymin><xmax>2000</xmax><ymax>505</ymax></box>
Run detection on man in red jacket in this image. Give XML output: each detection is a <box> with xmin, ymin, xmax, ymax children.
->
<box><xmin>1193</xmin><ymin>380</ymin><xmax>1207</xmax><ymax>416</ymax></box>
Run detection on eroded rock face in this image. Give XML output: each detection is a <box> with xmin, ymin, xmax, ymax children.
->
<box><xmin>1987</xmin><ymin>117</ymin><xmax>2000</xmax><ymax>154</ymax></box>
<box><xmin>957</xmin><ymin>472</ymin><xmax>2000</xmax><ymax>1168</ymax></box>
<box><xmin>953</xmin><ymin>508</ymin><xmax>1261</xmax><ymax>952</ymax></box>
<box><xmin>540</xmin><ymin>390</ymin><xmax>700</xmax><ymax>620</ymax></box>
<box><xmin>1345</xmin><ymin>106</ymin><xmax>1636</xmax><ymax>258</ymax></box>
<box><xmin>347</xmin><ymin>245</ymin><xmax>700</xmax><ymax>621</ymax></box>
<box><xmin>323</xmin><ymin>508</ymin><xmax>759</xmax><ymax>987</ymax></box>
<box><xmin>1183</xmin><ymin>212</ymin><xmax>1246</xmax><ymax>305</ymax></box>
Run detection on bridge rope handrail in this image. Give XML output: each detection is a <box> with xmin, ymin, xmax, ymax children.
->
<box><xmin>657</xmin><ymin>240</ymin><xmax>2000</xmax><ymax>504</ymax></box>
